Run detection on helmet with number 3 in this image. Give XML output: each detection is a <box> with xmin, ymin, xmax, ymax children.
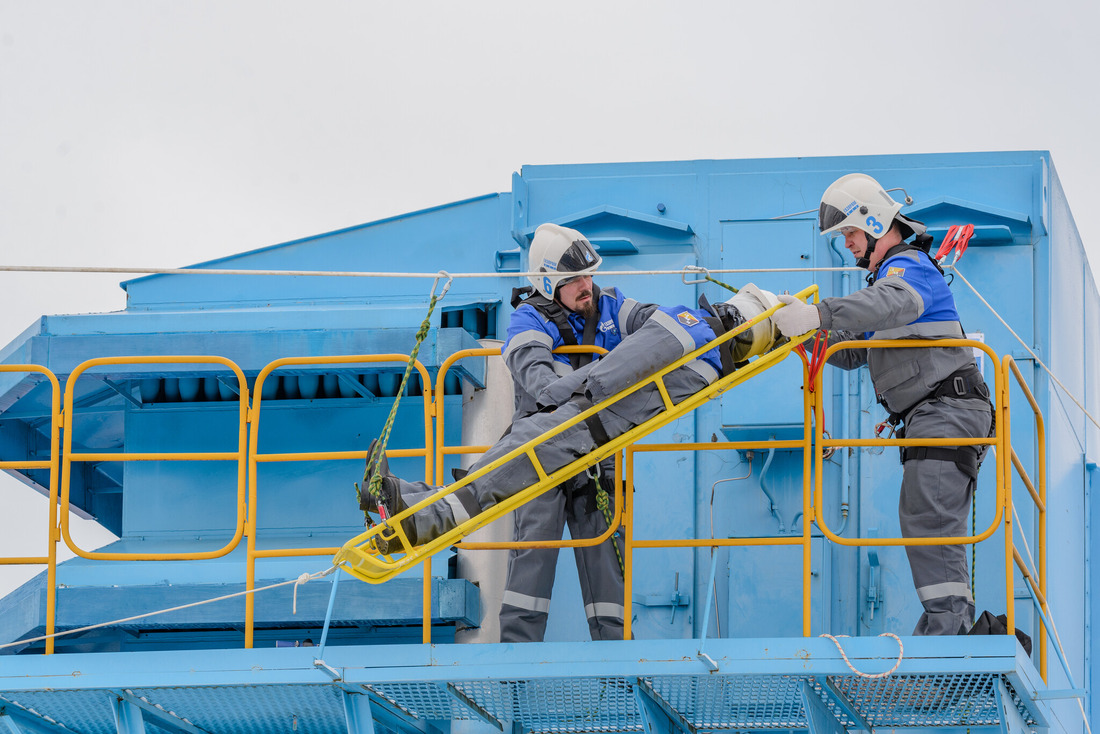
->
<box><xmin>527</xmin><ymin>223</ymin><xmax>603</xmax><ymax>299</ymax></box>
<box><xmin>818</xmin><ymin>173</ymin><xmax>925</xmax><ymax>240</ymax></box>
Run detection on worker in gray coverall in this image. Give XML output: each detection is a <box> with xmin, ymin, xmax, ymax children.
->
<box><xmin>362</xmin><ymin>288</ymin><xmax>779</xmax><ymax>563</ymax></box>
<box><xmin>501</xmin><ymin>223</ymin><xmax>658</xmax><ymax>642</ymax></box>
<box><xmin>771</xmin><ymin>173</ymin><xmax>993</xmax><ymax>636</ymax></box>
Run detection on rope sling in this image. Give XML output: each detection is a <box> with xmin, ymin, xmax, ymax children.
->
<box><xmin>355</xmin><ymin>272</ymin><xmax>452</xmax><ymax>530</ymax></box>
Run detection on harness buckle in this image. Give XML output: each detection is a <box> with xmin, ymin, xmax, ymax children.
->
<box><xmin>952</xmin><ymin>375</ymin><xmax>966</xmax><ymax>395</ymax></box>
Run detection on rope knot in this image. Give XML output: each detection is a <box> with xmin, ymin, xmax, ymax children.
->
<box><xmin>292</xmin><ymin>572</ymin><xmax>313</xmax><ymax>615</ymax></box>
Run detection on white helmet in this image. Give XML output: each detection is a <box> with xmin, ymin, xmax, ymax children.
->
<box><xmin>700</xmin><ymin>283</ymin><xmax>782</xmax><ymax>363</ymax></box>
<box><xmin>527</xmin><ymin>223</ymin><xmax>602</xmax><ymax>299</ymax></box>
<box><xmin>723</xmin><ymin>284</ymin><xmax>781</xmax><ymax>361</ymax></box>
<box><xmin>818</xmin><ymin>173</ymin><xmax>925</xmax><ymax>240</ymax></box>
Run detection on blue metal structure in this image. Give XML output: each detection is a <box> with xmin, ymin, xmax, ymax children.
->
<box><xmin>0</xmin><ymin>151</ymin><xmax>1094</xmax><ymax>733</ymax></box>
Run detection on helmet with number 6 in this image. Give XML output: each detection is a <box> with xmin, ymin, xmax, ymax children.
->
<box><xmin>818</xmin><ymin>173</ymin><xmax>926</xmax><ymax>240</ymax></box>
<box><xmin>527</xmin><ymin>223</ymin><xmax>602</xmax><ymax>299</ymax></box>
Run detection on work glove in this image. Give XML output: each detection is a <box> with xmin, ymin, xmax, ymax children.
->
<box><xmin>772</xmin><ymin>294</ymin><xmax>821</xmax><ymax>336</ymax></box>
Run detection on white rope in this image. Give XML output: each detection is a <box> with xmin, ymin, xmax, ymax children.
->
<box><xmin>1011</xmin><ymin>505</ymin><xmax>1093</xmax><ymax>733</ymax></box>
<box><xmin>0</xmin><ymin>566</ymin><xmax>336</xmax><ymax>651</ymax></box>
<box><xmin>952</xmin><ymin>265</ymin><xmax>1100</xmax><ymax>431</ymax></box>
<box><xmin>292</xmin><ymin>571</ymin><xmax>313</xmax><ymax>614</ymax></box>
<box><xmin>0</xmin><ymin>264</ymin><xmax>858</xmax><ymax>278</ymax></box>
<box><xmin>954</xmin><ymin>265</ymin><xmax>1094</xmax><ymax>731</ymax></box>
<box><xmin>819</xmin><ymin>633</ymin><xmax>904</xmax><ymax>678</ymax></box>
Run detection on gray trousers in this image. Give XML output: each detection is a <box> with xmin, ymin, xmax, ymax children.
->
<box><xmin>392</xmin><ymin>367</ymin><xmax>711</xmax><ymax>549</ymax></box>
<box><xmin>900</xmin><ymin>395</ymin><xmax>993</xmax><ymax>636</ymax></box>
<box><xmin>498</xmin><ymin>462</ymin><xmax>625</xmax><ymax>643</ymax></box>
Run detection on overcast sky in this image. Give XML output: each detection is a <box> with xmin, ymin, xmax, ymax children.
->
<box><xmin>1</xmin><ymin>1</ymin><xmax>1098</xmax><ymax>588</ymax></box>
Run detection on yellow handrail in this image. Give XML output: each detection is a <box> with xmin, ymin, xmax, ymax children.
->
<box><xmin>811</xmin><ymin>339</ymin><xmax>1005</xmax><ymax>548</ymax></box>
<box><xmin>60</xmin><ymin>356</ymin><xmax>251</xmax><ymax>561</ymax></box>
<box><xmin>0</xmin><ymin>300</ymin><xmax>1047</xmax><ymax>658</ymax></box>
<box><xmin>435</xmin><ymin>344</ymin><xmax>626</xmax><ymax>551</ymax></box>
<box><xmin>244</xmin><ymin>354</ymin><xmax>436</xmax><ymax>647</ymax></box>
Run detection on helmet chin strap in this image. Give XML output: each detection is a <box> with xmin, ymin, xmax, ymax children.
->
<box><xmin>855</xmin><ymin>234</ymin><xmax>878</xmax><ymax>270</ymax></box>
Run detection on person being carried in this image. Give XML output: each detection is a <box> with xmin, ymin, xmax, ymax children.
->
<box><xmin>360</xmin><ymin>285</ymin><xmax>781</xmax><ymax>561</ymax></box>
<box><xmin>500</xmin><ymin>223</ymin><xmax>658</xmax><ymax>642</ymax></box>
<box><xmin>771</xmin><ymin>173</ymin><xmax>993</xmax><ymax>636</ymax></box>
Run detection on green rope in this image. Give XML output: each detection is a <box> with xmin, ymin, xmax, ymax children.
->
<box><xmin>971</xmin><ymin>491</ymin><xmax>977</xmax><ymax>604</ymax></box>
<box><xmin>595</xmin><ymin>481</ymin><xmax>625</xmax><ymax>576</ymax></box>
<box><xmin>701</xmin><ymin>273</ymin><xmax>739</xmax><ymax>295</ymax></box>
<box><xmin>357</xmin><ymin>272</ymin><xmax>452</xmax><ymax>525</ymax></box>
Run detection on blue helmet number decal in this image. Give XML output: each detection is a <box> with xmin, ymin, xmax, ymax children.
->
<box><xmin>866</xmin><ymin>216</ymin><xmax>884</xmax><ymax>235</ymax></box>
<box><xmin>543</xmin><ymin>276</ymin><xmax>553</xmax><ymax>295</ymax></box>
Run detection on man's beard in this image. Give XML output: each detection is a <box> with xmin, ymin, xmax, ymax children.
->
<box><xmin>575</xmin><ymin>295</ymin><xmax>597</xmax><ymax>320</ymax></box>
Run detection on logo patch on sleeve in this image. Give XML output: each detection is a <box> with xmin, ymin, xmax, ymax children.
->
<box><xmin>885</xmin><ymin>266</ymin><xmax>906</xmax><ymax>278</ymax></box>
<box><xmin>677</xmin><ymin>311</ymin><xmax>700</xmax><ymax>327</ymax></box>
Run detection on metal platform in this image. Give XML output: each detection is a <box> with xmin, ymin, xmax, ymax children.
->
<box><xmin>0</xmin><ymin>636</ymin><xmax>1045</xmax><ymax>733</ymax></box>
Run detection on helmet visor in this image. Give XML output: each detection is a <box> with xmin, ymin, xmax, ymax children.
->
<box><xmin>818</xmin><ymin>202</ymin><xmax>848</xmax><ymax>233</ymax></box>
<box><xmin>556</xmin><ymin>239</ymin><xmax>600</xmax><ymax>273</ymax></box>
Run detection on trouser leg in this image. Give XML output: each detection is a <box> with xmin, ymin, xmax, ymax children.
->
<box><xmin>567</xmin><ymin>469</ymin><xmax>626</xmax><ymax>640</ymax></box>
<box><xmin>900</xmin><ymin>397</ymin><xmax>992</xmax><ymax>635</ymax></box>
<box><xmin>401</xmin><ymin>364</ymin><xmax>712</xmax><ymax>544</ymax></box>
<box><xmin>498</xmin><ymin>487</ymin><xmax>568</xmax><ymax>642</ymax></box>
<box><xmin>402</xmin><ymin>403</ymin><xmax>604</xmax><ymax>542</ymax></box>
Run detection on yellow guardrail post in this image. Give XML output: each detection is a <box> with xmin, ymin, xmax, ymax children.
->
<box><xmin>1004</xmin><ymin>355</ymin><xmax>1048</xmax><ymax>681</ymax></box>
<box><xmin>801</xmin><ymin>350</ymin><xmax>815</xmax><ymax>637</ymax></box>
<box><xmin>623</xmin><ymin>446</ymin><xmax>635</xmax><ymax>641</ymax></box>
<box><xmin>1000</xmin><ymin>355</ymin><xmax>1015</xmax><ymax>640</ymax></box>
<box><xmin>245</xmin><ymin>354</ymin><xmax>434</xmax><ymax>647</ymax></box>
<box><xmin>0</xmin><ymin>366</ymin><xmax>61</xmax><ymax>653</ymax></box>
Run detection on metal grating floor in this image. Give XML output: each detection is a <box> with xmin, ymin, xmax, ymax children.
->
<box><xmin>0</xmin><ymin>637</ymin><xmax>1049</xmax><ymax>733</ymax></box>
<box><xmin>0</xmin><ymin>672</ymin><xmax>1038</xmax><ymax>734</ymax></box>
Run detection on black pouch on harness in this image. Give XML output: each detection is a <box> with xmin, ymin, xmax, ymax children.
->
<box><xmin>967</xmin><ymin>610</ymin><xmax>1032</xmax><ymax>657</ymax></box>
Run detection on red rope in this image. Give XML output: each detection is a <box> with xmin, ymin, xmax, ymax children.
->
<box><xmin>795</xmin><ymin>330</ymin><xmax>829</xmax><ymax>393</ymax></box>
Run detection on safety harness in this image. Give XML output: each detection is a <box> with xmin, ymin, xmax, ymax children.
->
<box><xmin>870</xmin><ymin>238</ymin><xmax>994</xmax><ymax>478</ymax></box>
<box><xmin>511</xmin><ymin>285</ymin><xmax>602</xmax><ymax>370</ymax></box>
<box><xmin>886</xmin><ymin>365</ymin><xmax>994</xmax><ymax>479</ymax></box>
<box><xmin>864</xmin><ymin>235</ymin><xmax>942</xmax><ymax>287</ymax></box>
<box><xmin>511</xmin><ymin>283</ymin><xmax>623</xmax><ymax>571</ymax></box>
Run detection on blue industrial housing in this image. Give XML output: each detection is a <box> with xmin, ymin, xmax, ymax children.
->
<box><xmin>0</xmin><ymin>151</ymin><xmax>1095</xmax><ymax>733</ymax></box>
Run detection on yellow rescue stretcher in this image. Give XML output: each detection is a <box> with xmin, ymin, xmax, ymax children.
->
<box><xmin>334</xmin><ymin>285</ymin><xmax>819</xmax><ymax>583</ymax></box>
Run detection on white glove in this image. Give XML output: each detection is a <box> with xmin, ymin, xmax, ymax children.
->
<box><xmin>772</xmin><ymin>294</ymin><xmax>821</xmax><ymax>336</ymax></box>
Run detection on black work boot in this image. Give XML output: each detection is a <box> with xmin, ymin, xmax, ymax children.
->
<box><xmin>373</xmin><ymin>476</ymin><xmax>418</xmax><ymax>554</ymax></box>
<box><xmin>359</xmin><ymin>439</ymin><xmax>391</xmax><ymax>513</ymax></box>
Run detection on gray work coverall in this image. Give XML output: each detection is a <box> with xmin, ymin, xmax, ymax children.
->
<box><xmin>389</xmin><ymin>308</ymin><xmax>727</xmax><ymax>570</ymax></box>
<box><xmin>499</xmin><ymin>287</ymin><xmax>657</xmax><ymax>642</ymax></box>
<box><xmin>818</xmin><ymin>245</ymin><xmax>992</xmax><ymax>636</ymax></box>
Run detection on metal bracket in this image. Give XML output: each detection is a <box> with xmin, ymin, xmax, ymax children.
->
<box><xmin>109</xmin><ymin>690</ymin><xmax>208</xmax><ymax>734</ymax></box>
<box><xmin>634</xmin><ymin>678</ymin><xmax>696</xmax><ymax>734</ymax></box>
<box><xmin>865</xmin><ymin>534</ymin><xmax>882</xmax><ymax>622</ymax></box>
<box><xmin>681</xmin><ymin>265</ymin><xmax>710</xmax><ymax>285</ymax></box>
<box><xmin>442</xmin><ymin>683</ymin><xmax>504</xmax><ymax>731</ymax></box>
<box><xmin>800</xmin><ymin>680</ymin><xmax>847</xmax><ymax>734</ymax></box>
<box><xmin>994</xmin><ymin>678</ymin><xmax>1030</xmax><ymax>734</ymax></box>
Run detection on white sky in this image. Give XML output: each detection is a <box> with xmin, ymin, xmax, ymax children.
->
<box><xmin>1</xmin><ymin>1</ymin><xmax>1098</xmax><ymax>591</ymax></box>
